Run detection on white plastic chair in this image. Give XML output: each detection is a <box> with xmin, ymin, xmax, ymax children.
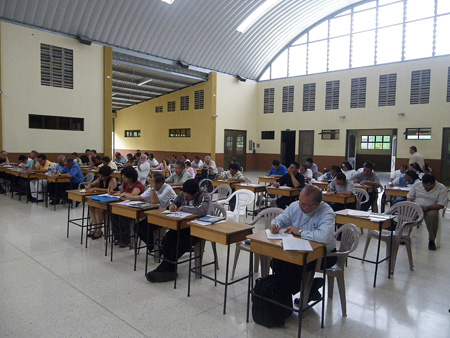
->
<box><xmin>78</xmin><ymin>173</ymin><xmax>95</xmax><ymax>189</ymax></box>
<box><xmin>217</xmin><ymin>189</ymin><xmax>255</xmax><ymax>222</ymax></box>
<box><xmin>231</xmin><ymin>207</ymin><xmax>284</xmax><ymax>280</ymax></box>
<box><xmin>362</xmin><ymin>201</ymin><xmax>424</xmax><ymax>275</ymax></box>
<box><xmin>352</xmin><ymin>188</ymin><xmax>370</xmax><ymax>234</ymax></box>
<box><xmin>210</xmin><ymin>184</ymin><xmax>232</xmax><ymax>202</ymax></box>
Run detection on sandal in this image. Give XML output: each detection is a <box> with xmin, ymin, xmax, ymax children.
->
<box><xmin>87</xmin><ymin>232</ymin><xmax>95</xmax><ymax>238</ymax></box>
<box><xmin>91</xmin><ymin>232</ymin><xmax>103</xmax><ymax>240</ymax></box>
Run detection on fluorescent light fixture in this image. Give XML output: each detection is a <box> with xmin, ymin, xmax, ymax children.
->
<box><xmin>160</xmin><ymin>0</ymin><xmax>174</xmax><ymax>4</ymax></box>
<box><xmin>137</xmin><ymin>79</ymin><xmax>152</xmax><ymax>86</ymax></box>
<box><xmin>237</xmin><ymin>0</ymin><xmax>283</xmax><ymax>33</ymax></box>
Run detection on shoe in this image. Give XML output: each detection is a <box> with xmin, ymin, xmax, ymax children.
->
<box><xmin>30</xmin><ymin>197</ymin><xmax>37</xmax><ymax>203</ymax></box>
<box><xmin>294</xmin><ymin>277</ymin><xmax>324</xmax><ymax>304</ymax></box>
<box><xmin>87</xmin><ymin>232</ymin><xmax>95</xmax><ymax>238</ymax></box>
<box><xmin>114</xmin><ymin>240</ymin><xmax>120</xmax><ymax>246</ymax></box>
<box><xmin>118</xmin><ymin>242</ymin><xmax>130</xmax><ymax>248</ymax></box>
<box><xmin>91</xmin><ymin>232</ymin><xmax>103</xmax><ymax>240</ymax></box>
<box><xmin>146</xmin><ymin>271</ymin><xmax>178</xmax><ymax>283</ymax></box>
<box><xmin>400</xmin><ymin>240</ymin><xmax>406</xmax><ymax>245</ymax></box>
<box><xmin>428</xmin><ymin>241</ymin><xmax>436</xmax><ymax>251</ymax></box>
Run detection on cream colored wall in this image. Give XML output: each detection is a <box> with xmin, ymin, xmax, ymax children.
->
<box><xmin>257</xmin><ymin>55</ymin><xmax>450</xmax><ymax>160</ymax></box>
<box><xmin>1</xmin><ymin>22</ymin><xmax>104</xmax><ymax>153</ymax></box>
<box><xmin>115</xmin><ymin>80</ymin><xmax>214</xmax><ymax>153</ymax></box>
<box><xmin>215</xmin><ymin>73</ymin><xmax>258</xmax><ymax>151</ymax></box>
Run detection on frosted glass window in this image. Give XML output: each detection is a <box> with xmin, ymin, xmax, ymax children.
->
<box><xmin>353</xmin><ymin>9</ymin><xmax>376</xmax><ymax>33</ymax></box>
<box><xmin>378</xmin><ymin>0</ymin><xmax>401</xmax><ymax>6</ymax></box>
<box><xmin>378</xmin><ymin>2</ymin><xmax>404</xmax><ymax>27</ymax></box>
<box><xmin>308</xmin><ymin>40</ymin><xmax>328</xmax><ymax>74</ymax></box>
<box><xmin>377</xmin><ymin>25</ymin><xmax>403</xmax><ymax>64</ymax></box>
<box><xmin>271</xmin><ymin>50</ymin><xmax>288</xmax><ymax>79</ymax></box>
<box><xmin>437</xmin><ymin>0</ymin><xmax>450</xmax><ymax>14</ymax></box>
<box><xmin>259</xmin><ymin>68</ymin><xmax>270</xmax><ymax>81</ymax></box>
<box><xmin>352</xmin><ymin>30</ymin><xmax>375</xmax><ymax>68</ymax></box>
<box><xmin>404</xmin><ymin>19</ymin><xmax>434</xmax><ymax>60</ymax></box>
<box><xmin>407</xmin><ymin>0</ymin><xmax>435</xmax><ymax>21</ymax></box>
<box><xmin>292</xmin><ymin>34</ymin><xmax>307</xmax><ymax>45</ymax></box>
<box><xmin>435</xmin><ymin>15</ymin><xmax>450</xmax><ymax>56</ymax></box>
<box><xmin>355</xmin><ymin>2</ymin><xmax>376</xmax><ymax>12</ymax></box>
<box><xmin>336</xmin><ymin>9</ymin><xmax>351</xmax><ymax>17</ymax></box>
<box><xmin>329</xmin><ymin>36</ymin><xmax>350</xmax><ymax>71</ymax></box>
<box><xmin>288</xmin><ymin>45</ymin><xmax>307</xmax><ymax>77</ymax></box>
<box><xmin>329</xmin><ymin>15</ymin><xmax>351</xmax><ymax>37</ymax></box>
<box><xmin>308</xmin><ymin>21</ymin><xmax>329</xmax><ymax>42</ymax></box>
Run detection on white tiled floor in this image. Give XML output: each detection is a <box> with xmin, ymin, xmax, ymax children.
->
<box><xmin>1</xmin><ymin>172</ymin><xmax>449</xmax><ymax>338</ymax></box>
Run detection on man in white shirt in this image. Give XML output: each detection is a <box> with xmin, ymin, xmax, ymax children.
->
<box><xmin>148</xmin><ymin>153</ymin><xmax>159</xmax><ymax>167</ymax></box>
<box><xmin>191</xmin><ymin>156</ymin><xmax>204</xmax><ymax>168</ymax></box>
<box><xmin>98</xmin><ymin>156</ymin><xmax>118</xmax><ymax>171</ymax></box>
<box><xmin>203</xmin><ymin>156</ymin><xmax>218</xmax><ymax>178</ymax></box>
<box><xmin>299</xmin><ymin>164</ymin><xmax>313</xmax><ymax>182</ymax></box>
<box><xmin>407</xmin><ymin>174</ymin><xmax>448</xmax><ymax>250</ymax></box>
<box><xmin>390</xmin><ymin>164</ymin><xmax>407</xmax><ymax>181</ymax></box>
<box><xmin>409</xmin><ymin>146</ymin><xmax>425</xmax><ymax>169</ymax></box>
<box><xmin>135</xmin><ymin>154</ymin><xmax>151</xmax><ymax>185</ymax></box>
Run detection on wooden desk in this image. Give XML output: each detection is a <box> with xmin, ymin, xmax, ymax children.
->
<box><xmin>385</xmin><ymin>187</ymin><xmax>410</xmax><ymax>198</ymax></box>
<box><xmin>246</xmin><ymin>231</ymin><xmax>326</xmax><ymax>337</ymax></box>
<box><xmin>66</xmin><ymin>190</ymin><xmax>103</xmax><ymax>245</ymax></box>
<box><xmin>322</xmin><ymin>193</ymin><xmax>356</xmax><ymax>206</ymax></box>
<box><xmin>36</xmin><ymin>173</ymin><xmax>72</xmax><ymax>210</ymax></box>
<box><xmin>188</xmin><ymin>220</ymin><xmax>254</xmax><ymax>314</ymax></box>
<box><xmin>146</xmin><ymin>209</ymin><xmax>200</xmax><ymax>288</ymax></box>
<box><xmin>258</xmin><ymin>176</ymin><xmax>278</xmax><ymax>185</ymax></box>
<box><xmin>266</xmin><ymin>186</ymin><xmax>301</xmax><ymax>197</ymax></box>
<box><xmin>354</xmin><ymin>184</ymin><xmax>375</xmax><ymax>194</ymax></box>
<box><xmin>212</xmin><ymin>180</ymin><xmax>237</xmax><ymax>189</ymax></box>
<box><xmin>335</xmin><ymin>209</ymin><xmax>393</xmax><ymax>287</ymax></box>
<box><xmin>312</xmin><ymin>182</ymin><xmax>328</xmax><ymax>190</ymax></box>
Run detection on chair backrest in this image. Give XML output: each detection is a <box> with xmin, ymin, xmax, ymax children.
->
<box><xmin>246</xmin><ymin>207</ymin><xmax>284</xmax><ymax>229</ymax></box>
<box><xmin>335</xmin><ymin>223</ymin><xmax>360</xmax><ymax>269</ymax></box>
<box><xmin>217</xmin><ymin>167</ymin><xmax>224</xmax><ymax>176</ymax></box>
<box><xmin>386</xmin><ymin>201</ymin><xmax>424</xmax><ymax>236</ymax></box>
<box><xmin>352</xmin><ymin>188</ymin><xmax>369</xmax><ymax>210</ymax></box>
<box><xmin>244</xmin><ymin>176</ymin><xmax>252</xmax><ymax>184</ymax></box>
<box><xmin>84</xmin><ymin>173</ymin><xmax>95</xmax><ymax>184</ymax></box>
<box><xmin>199</xmin><ymin>178</ymin><xmax>214</xmax><ymax>193</ymax></box>
<box><xmin>211</xmin><ymin>184</ymin><xmax>232</xmax><ymax>201</ymax></box>
<box><xmin>211</xmin><ymin>202</ymin><xmax>227</xmax><ymax>218</ymax></box>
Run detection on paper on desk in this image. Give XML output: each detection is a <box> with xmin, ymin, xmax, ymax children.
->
<box><xmin>79</xmin><ymin>189</ymin><xmax>86</xmax><ymax>193</ymax></box>
<box><xmin>347</xmin><ymin>210</ymin><xmax>371</xmax><ymax>217</ymax></box>
<box><xmin>278</xmin><ymin>186</ymin><xmax>291</xmax><ymax>190</ymax></box>
<box><xmin>282</xmin><ymin>237</ymin><xmax>313</xmax><ymax>251</ymax></box>
<box><xmin>191</xmin><ymin>219</ymin><xmax>227</xmax><ymax>226</ymax></box>
<box><xmin>116</xmin><ymin>200</ymin><xmax>143</xmax><ymax>206</ymax></box>
<box><xmin>165</xmin><ymin>211</ymin><xmax>193</xmax><ymax>218</ymax></box>
<box><xmin>265</xmin><ymin>229</ymin><xmax>293</xmax><ymax>239</ymax></box>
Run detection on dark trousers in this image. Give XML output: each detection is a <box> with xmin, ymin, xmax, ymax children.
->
<box><xmin>331</xmin><ymin>201</ymin><xmax>356</xmax><ymax>212</ymax></box>
<box><xmin>271</xmin><ymin>254</ymin><xmax>337</xmax><ymax>295</ymax></box>
<box><xmin>111</xmin><ymin>214</ymin><xmax>132</xmax><ymax>245</ymax></box>
<box><xmin>134</xmin><ymin>219</ymin><xmax>159</xmax><ymax>246</ymax></box>
<box><xmin>276</xmin><ymin>196</ymin><xmax>296</xmax><ymax>210</ymax></box>
<box><xmin>360</xmin><ymin>192</ymin><xmax>377</xmax><ymax>211</ymax></box>
<box><xmin>48</xmin><ymin>182</ymin><xmax>78</xmax><ymax>200</ymax></box>
<box><xmin>154</xmin><ymin>228</ymin><xmax>200</xmax><ymax>272</ymax></box>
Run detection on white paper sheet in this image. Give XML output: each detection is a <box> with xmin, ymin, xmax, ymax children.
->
<box><xmin>282</xmin><ymin>237</ymin><xmax>313</xmax><ymax>251</ymax></box>
<box><xmin>265</xmin><ymin>229</ymin><xmax>293</xmax><ymax>240</ymax></box>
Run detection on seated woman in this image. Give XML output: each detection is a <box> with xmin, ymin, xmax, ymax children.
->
<box><xmin>125</xmin><ymin>153</ymin><xmax>137</xmax><ymax>167</ymax></box>
<box><xmin>111</xmin><ymin>167</ymin><xmax>145</xmax><ymax>247</ymax></box>
<box><xmin>184</xmin><ymin>161</ymin><xmax>196</xmax><ymax>179</ymax></box>
<box><xmin>85</xmin><ymin>166</ymin><xmax>118</xmax><ymax>239</ymax></box>
<box><xmin>155</xmin><ymin>158</ymin><xmax>171</xmax><ymax>175</ymax></box>
<box><xmin>389</xmin><ymin>170</ymin><xmax>419</xmax><ymax>205</ymax></box>
<box><xmin>341</xmin><ymin>161</ymin><xmax>357</xmax><ymax>181</ymax></box>
<box><xmin>325</xmin><ymin>172</ymin><xmax>355</xmax><ymax>211</ymax></box>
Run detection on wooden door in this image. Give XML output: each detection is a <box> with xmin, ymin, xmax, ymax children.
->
<box><xmin>298</xmin><ymin>130</ymin><xmax>314</xmax><ymax>164</ymax></box>
<box><xmin>281</xmin><ymin>131</ymin><xmax>296</xmax><ymax>166</ymax></box>
<box><xmin>441</xmin><ymin>128</ymin><xmax>450</xmax><ymax>185</ymax></box>
<box><xmin>224</xmin><ymin>129</ymin><xmax>246</xmax><ymax>170</ymax></box>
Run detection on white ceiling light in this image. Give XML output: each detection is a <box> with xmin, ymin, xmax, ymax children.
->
<box><xmin>160</xmin><ymin>0</ymin><xmax>175</xmax><ymax>4</ymax></box>
<box><xmin>237</xmin><ymin>0</ymin><xmax>283</xmax><ymax>33</ymax></box>
<box><xmin>138</xmin><ymin>79</ymin><xmax>152</xmax><ymax>86</ymax></box>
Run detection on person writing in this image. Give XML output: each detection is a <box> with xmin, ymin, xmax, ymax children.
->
<box><xmin>272</xmin><ymin>162</ymin><xmax>305</xmax><ymax>209</ymax></box>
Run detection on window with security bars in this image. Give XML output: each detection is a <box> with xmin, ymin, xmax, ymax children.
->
<box><xmin>29</xmin><ymin>114</ymin><xmax>83</xmax><ymax>131</ymax></box>
<box><xmin>194</xmin><ymin>90</ymin><xmax>204</xmax><ymax>109</ymax></box>
<box><xmin>320</xmin><ymin>129</ymin><xmax>340</xmax><ymax>140</ymax></box>
<box><xmin>261</xmin><ymin>131</ymin><xmax>275</xmax><ymax>140</ymax></box>
<box><xmin>155</xmin><ymin>106</ymin><xmax>163</xmax><ymax>113</ymax></box>
<box><xmin>180</xmin><ymin>96</ymin><xmax>190</xmax><ymax>111</ymax></box>
<box><xmin>264</xmin><ymin>88</ymin><xmax>274</xmax><ymax>113</ymax></box>
<box><xmin>378</xmin><ymin>73</ymin><xmax>397</xmax><ymax>106</ymax></box>
<box><xmin>325</xmin><ymin>80</ymin><xmax>340</xmax><ymax>110</ymax></box>
<box><xmin>168</xmin><ymin>101</ymin><xmax>176</xmax><ymax>112</ymax></box>
<box><xmin>350</xmin><ymin>77</ymin><xmax>366</xmax><ymax>108</ymax></box>
<box><xmin>410</xmin><ymin>69</ymin><xmax>431</xmax><ymax>104</ymax></box>
<box><xmin>404</xmin><ymin>128</ymin><xmax>431</xmax><ymax>140</ymax></box>
<box><xmin>303</xmin><ymin>83</ymin><xmax>316</xmax><ymax>111</ymax></box>
<box><xmin>40</xmin><ymin>43</ymin><xmax>73</xmax><ymax>89</ymax></box>
<box><xmin>361</xmin><ymin>135</ymin><xmax>391</xmax><ymax>150</ymax></box>
<box><xmin>447</xmin><ymin>68</ymin><xmax>450</xmax><ymax>102</ymax></box>
<box><xmin>282</xmin><ymin>86</ymin><xmax>294</xmax><ymax>112</ymax></box>
<box><xmin>124</xmin><ymin>130</ymin><xmax>141</xmax><ymax>138</ymax></box>
<box><xmin>169</xmin><ymin>128</ymin><xmax>191</xmax><ymax>137</ymax></box>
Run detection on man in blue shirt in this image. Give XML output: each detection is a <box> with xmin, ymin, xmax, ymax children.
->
<box><xmin>267</xmin><ymin>160</ymin><xmax>287</xmax><ymax>178</ymax></box>
<box><xmin>49</xmin><ymin>158</ymin><xmax>84</xmax><ymax>205</ymax></box>
<box><xmin>270</xmin><ymin>185</ymin><xmax>337</xmax><ymax>303</ymax></box>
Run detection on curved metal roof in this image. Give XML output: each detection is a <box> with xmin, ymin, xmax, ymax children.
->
<box><xmin>0</xmin><ymin>0</ymin><xmax>365</xmax><ymax>109</ymax></box>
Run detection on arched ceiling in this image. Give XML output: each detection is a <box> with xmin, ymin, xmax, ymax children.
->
<box><xmin>0</xmin><ymin>0</ymin><xmax>366</xmax><ymax>109</ymax></box>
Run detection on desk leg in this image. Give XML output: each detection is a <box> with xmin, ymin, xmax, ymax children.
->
<box><xmin>246</xmin><ymin>251</ymin><xmax>253</xmax><ymax>323</ymax></box>
<box><xmin>388</xmin><ymin>227</ymin><xmax>393</xmax><ymax>278</ymax></box>
<box><xmin>110</xmin><ymin>211</ymin><xmax>114</xmax><ymax>262</ymax></box>
<box><xmin>82</xmin><ymin>202</ymin><xmax>88</xmax><ymax>248</ymax></box>
<box><xmin>145</xmin><ymin>223</ymin><xmax>150</xmax><ymax>276</ymax></box>
<box><xmin>373</xmin><ymin>223</ymin><xmax>383</xmax><ymax>288</ymax></box>
<box><xmin>223</xmin><ymin>244</ymin><xmax>231</xmax><ymax>315</ymax></box>
<box><xmin>298</xmin><ymin>253</ymin><xmax>308</xmax><ymax>338</ymax></box>
<box><xmin>134</xmin><ymin>220</ymin><xmax>139</xmax><ymax>271</ymax></box>
<box><xmin>321</xmin><ymin>251</ymin><xmax>327</xmax><ymax>329</ymax></box>
<box><xmin>104</xmin><ymin>210</ymin><xmax>109</xmax><ymax>257</ymax></box>
<box><xmin>67</xmin><ymin>199</ymin><xmax>71</xmax><ymax>238</ymax></box>
<box><xmin>188</xmin><ymin>235</ymin><xmax>193</xmax><ymax>297</ymax></box>
<box><xmin>174</xmin><ymin>229</ymin><xmax>181</xmax><ymax>289</ymax></box>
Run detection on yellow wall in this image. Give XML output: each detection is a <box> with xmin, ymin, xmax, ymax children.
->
<box><xmin>0</xmin><ymin>22</ymin><xmax>104</xmax><ymax>153</ymax></box>
<box><xmin>256</xmin><ymin>55</ymin><xmax>450</xmax><ymax>160</ymax></box>
<box><xmin>115</xmin><ymin>77</ymin><xmax>215</xmax><ymax>153</ymax></box>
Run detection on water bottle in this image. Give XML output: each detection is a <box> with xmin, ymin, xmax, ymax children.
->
<box><xmin>48</xmin><ymin>167</ymin><xmax>52</xmax><ymax>175</ymax></box>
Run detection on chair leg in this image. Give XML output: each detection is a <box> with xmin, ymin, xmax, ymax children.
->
<box><xmin>362</xmin><ymin>235</ymin><xmax>372</xmax><ymax>262</ymax></box>
<box><xmin>327</xmin><ymin>274</ymin><xmax>335</xmax><ymax>299</ymax></box>
<box><xmin>211</xmin><ymin>242</ymin><xmax>220</xmax><ymax>270</ymax></box>
<box><xmin>194</xmin><ymin>240</ymin><xmax>206</xmax><ymax>279</ymax></box>
<box><xmin>336</xmin><ymin>274</ymin><xmax>347</xmax><ymax>317</ymax></box>
<box><xmin>254</xmin><ymin>254</ymin><xmax>260</xmax><ymax>273</ymax></box>
<box><xmin>230</xmin><ymin>243</ymin><xmax>242</xmax><ymax>280</ymax></box>
<box><xmin>405</xmin><ymin>239</ymin><xmax>414</xmax><ymax>271</ymax></box>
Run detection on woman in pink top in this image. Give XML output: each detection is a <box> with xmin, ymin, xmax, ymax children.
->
<box><xmin>185</xmin><ymin>161</ymin><xmax>196</xmax><ymax>179</ymax></box>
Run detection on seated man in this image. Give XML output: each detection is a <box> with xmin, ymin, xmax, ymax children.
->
<box><xmin>318</xmin><ymin>165</ymin><xmax>341</xmax><ymax>182</ymax></box>
<box><xmin>305</xmin><ymin>158</ymin><xmax>319</xmax><ymax>178</ymax></box>
<box><xmin>353</xmin><ymin>162</ymin><xmax>381</xmax><ymax>211</ymax></box>
<box><xmin>273</xmin><ymin>162</ymin><xmax>305</xmax><ymax>209</ymax></box>
<box><xmin>136</xmin><ymin>154</ymin><xmax>151</xmax><ymax>185</ymax></box>
<box><xmin>202</xmin><ymin>155</ymin><xmax>218</xmax><ymax>179</ymax></box>
<box><xmin>219</xmin><ymin>163</ymin><xmax>245</xmax><ymax>182</ymax></box>
<box><xmin>270</xmin><ymin>185</ymin><xmax>337</xmax><ymax>302</ymax></box>
<box><xmin>99</xmin><ymin>156</ymin><xmax>118</xmax><ymax>171</ymax></box>
<box><xmin>326</xmin><ymin>172</ymin><xmax>355</xmax><ymax>211</ymax></box>
<box><xmin>71</xmin><ymin>152</ymin><xmax>82</xmax><ymax>166</ymax></box>
<box><xmin>114</xmin><ymin>152</ymin><xmax>127</xmax><ymax>165</ymax></box>
<box><xmin>390</xmin><ymin>164</ymin><xmax>407</xmax><ymax>182</ymax></box>
<box><xmin>54</xmin><ymin>155</ymin><xmax>66</xmax><ymax>172</ymax></box>
<box><xmin>27</xmin><ymin>150</ymin><xmax>39</xmax><ymax>169</ymax></box>
<box><xmin>29</xmin><ymin>154</ymin><xmax>52</xmax><ymax>202</ymax></box>
<box><xmin>148</xmin><ymin>153</ymin><xmax>159</xmax><ymax>167</ymax></box>
<box><xmin>80</xmin><ymin>149</ymin><xmax>90</xmax><ymax>165</ymax></box>
<box><xmin>49</xmin><ymin>158</ymin><xmax>84</xmax><ymax>204</ymax></box>
<box><xmin>299</xmin><ymin>164</ymin><xmax>313</xmax><ymax>182</ymax></box>
<box><xmin>267</xmin><ymin>159</ymin><xmax>287</xmax><ymax>178</ymax></box>
<box><xmin>191</xmin><ymin>156</ymin><xmax>204</xmax><ymax>168</ymax></box>
<box><xmin>407</xmin><ymin>174</ymin><xmax>448</xmax><ymax>250</ymax></box>
<box><xmin>146</xmin><ymin>179</ymin><xmax>212</xmax><ymax>283</ymax></box>
<box><xmin>165</xmin><ymin>161</ymin><xmax>192</xmax><ymax>186</ymax></box>
<box><xmin>0</xmin><ymin>150</ymin><xmax>10</xmax><ymax>193</ymax></box>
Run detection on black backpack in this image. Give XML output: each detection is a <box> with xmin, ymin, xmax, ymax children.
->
<box><xmin>252</xmin><ymin>274</ymin><xmax>293</xmax><ymax>328</ymax></box>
